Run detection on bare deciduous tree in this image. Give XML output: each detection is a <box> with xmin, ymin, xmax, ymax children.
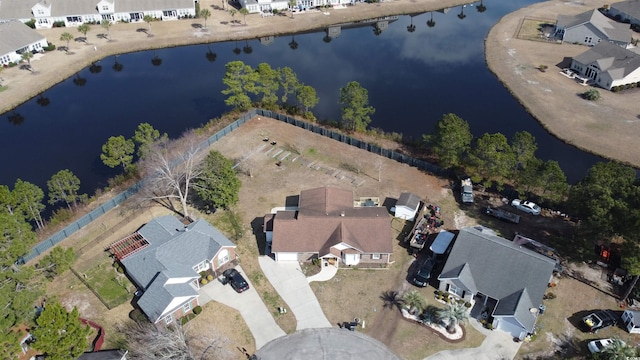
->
<box><xmin>117</xmin><ymin>320</ymin><xmax>231</xmax><ymax>360</ymax></box>
<box><xmin>139</xmin><ymin>133</ymin><xmax>206</xmax><ymax>219</ymax></box>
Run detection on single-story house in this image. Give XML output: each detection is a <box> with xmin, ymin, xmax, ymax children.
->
<box><xmin>609</xmin><ymin>0</ymin><xmax>640</xmax><ymax>27</ymax></box>
<box><xmin>570</xmin><ymin>41</ymin><xmax>640</xmax><ymax>90</ymax></box>
<box><xmin>109</xmin><ymin>215</ymin><xmax>237</xmax><ymax>325</ymax></box>
<box><xmin>437</xmin><ymin>226</ymin><xmax>556</xmax><ymax>340</ymax></box>
<box><xmin>0</xmin><ymin>0</ymin><xmax>195</xmax><ymax>29</ymax></box>
<box><xmin>264</xmin><ymin>187</ymin><xmax>392</xmax><ymax>266</ymax></box>
<box><xmin>237</xmin><ymin>0</ymin><xmax>351</xmax><ymax>14</ymax></box>
<box><xmin>622</xmin><ymin>310</ymin><xmax>640</xmax><ymax>333</ymax></box>
<box><xmin>393</xmin><ymin>192</ymin><xmax>421</xmax><ymax>221</ymax></box>
<box><xmin>0</xmin><ymin>21</ymin><xmax>48</xmax><ymax>66</ymax></box>
<box><xmin>555</xmin><ymin>9</ymin><xmax>631</xmax><ymax>47</ymax></box>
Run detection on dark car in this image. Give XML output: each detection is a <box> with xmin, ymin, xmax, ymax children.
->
<box><xmin>411</xmin><ymin>257</ymin><xmax>436</xmax><ymax>287</ymax></box>
<box><xmin>222</xmin><ymin>269</ymin><xmax>250</xmax><ymax>293</ymax></box>
<box><xmin>583</xmin><ymin>310</ymin><xmax>618</xmax><ymax>333</ymax></box>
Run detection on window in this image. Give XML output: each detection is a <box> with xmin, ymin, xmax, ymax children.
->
<box><xmin>217</xmin><ymin>249</ymin><xmax>230</xmax><ymax>267</ymax></box>
<box><xmin>66</xmin><ymin>16</ymin><xmax>81</xmax><ymax>22</ymax></box>
<box><xmin>371</xmin><ymin>253</ymin><xmax>381</xmax><ymax>260</ymax></box>
<box><xmin>163</xmin><ymin>314</ymin><xmax>173</xmax><ymax>325</ymax></box>
<box><xmin>163</xmin><ymin>10</ymin><xmax>177</xmax><ymax>17</ymax></box>
<box><xmin>102</xmin><ymin>5</ymin><xmax>109</xmax><ymax>10</ymax></box>
<box><xmin>182</xmin><ymin>301</ymin><xmax>191</xmax><ymax>313</ymax></box>
<box><xmin>193</xmin><ymin>261</ymin><xmax>207</xmax><ymax>273</ymax></box>
<box><xmin>37</xmin><ymin>9</ymin><xmax>44</xmax><ymax>15</ymax></box>
<box><xmin>448</xmin><ymin>283</ymin><xmax>464</xmax><ymax>298</ymax></box>
<box><xmin>584</xmin><ymin>36</ymin><xmax>592</xmax><ymax>44</ymax></box>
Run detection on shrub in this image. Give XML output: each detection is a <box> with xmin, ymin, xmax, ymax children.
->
<box><xmin>53</xmin><ymin>21</ymin><xmax>65</xmax><ymax>27</ymax></box>
<box><xmin>206</xmin><ymin>274</ymin><xmax>213</xmax><ymax>281</ymax></box>
<box><xmin>43</xmin><ymin>42</ymin><xmax>56</xmax><ymax>51</ymax></box>
<box><xmin>199</xmin><ymin>271</ymin><xmax>206</xmax><ymax>278</ymax></box>
<box><xmin>582</xmin><ymin>89</ymin><xmax>600</xmax><ymax>101</ymax></box>
<box><xmin>486</xmin><ymin>323</ymin><xmax>493</xmax><ymax>330</ymax></box>
<box><xmin>180</xmin><ymin>313</ymin><xmax>196</xmax><ymax>325</ymax></box>
<box><xmin>193</xmin><ymin>306</ymin><xmax>202</xmax><ymax>315</ymax></box>
<box><xmin>200</xmin><ymin>278</ymin><xmax>208</xmax><ymax>285</ymax></box>
<box><xmin>25</xmin><ymin>19</ymin><xmax>36</xmax><ymax>29</ymax></box>
<box><xmin>464</xmin><ymin>302</ymin><xmax>472</xmax><ymax>308</ymax></box>
<box><xmin>116</xmin><ymin>266</ymin><xmax>124</xmax><ymax>273</ymax></box>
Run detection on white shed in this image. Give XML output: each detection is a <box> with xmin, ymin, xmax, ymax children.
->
<box><xmin>394</xmin><ymin>192</ymin><xmax>421</xmax><ymax>221</ymax></box>
<box><xmin>623</xmin><ymin>310</ymin><xmax>640</xmax><ymax>334</ymax></box>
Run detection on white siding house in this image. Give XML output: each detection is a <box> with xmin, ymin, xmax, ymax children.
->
<box><xmin>555</xmin><ymin>9</ymin><xmax>631</xmax><ymax>47</ymax></box>
<box><xmin>570</xmin><ymin>41</ymin><xmax>640</xmax><ymax>90</ymax></box>
<box><xmin>0</xmin><ymin>21</ymin><xmax>48</xmax><ymax>66</ymax></box>
<box><xmin>0</xmin><ymin>0</ymin><xmax>196</xmax><ymax>29</ymax></box>
<box><xmin>609</xmin><ymin>0</ymin><xmax>640</xmax><ymax>27</ymax></box>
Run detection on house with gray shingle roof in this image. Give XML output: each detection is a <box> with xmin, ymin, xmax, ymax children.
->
<box><xmin>609</xmin><ymin>0</ymin><xmax>640</xmax><ymax>27</ymax></box>
<box><xmin>264</xmin><ymin>187</ymin><xmax>393</xmax><ymax>266</ymax></box>
<box><xmin>437</xmin><ymin>226</ymin><xmax>555</xmax><ymax>340</ymax></box>
<box><xmin>555</xmin><ymin>9</ymin><xmax>632</xmax><ymax>47</ymax></box>
<box><xmin>0</xmin><ymin>21</ymin><xmax>48</xmax><ymax>66</ymax></box>
<box><xmin>109</xmin><ymin>215</ymin><xmax>237</xmax><ymax>325</ymax></box>
<box><xmin>0</xmin><ymin>0</ymin><xmax>195</xmax><ymax>29</ymax></box>
<box><xmin>570</xmin><ymin>41</ymin><xmax>640</xmax><ymax>90</ymax></box>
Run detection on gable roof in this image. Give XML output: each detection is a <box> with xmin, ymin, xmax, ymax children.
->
<box><xmin>557</xmin><ymin>9</ymin><xmax>631</xmax><ymax>43</ymax></box>
<box><xmin>611</xmin><ymin>0</ymin><xmax>640</xmax><ymax>20</ymax></box>
<box><xmin>270</xmin><ymin>187</ymin><xmax>392</xmax><ymax>254</ymax></box>
<box><xmin>396</xmin><ymin>192</ymin><xmax>421</xmax><ymax>210</ymax></box>
<box><xmin>438</xmin><ymin>226</ymin><xmax>555</xmax><ymax>332</ymax></box>
<box><xmin>0</xmin><ymin>21</ymin><xmax>46</xmax><ymax>55</ymax></box>
<box><xmin>573</xmin><ymin>41</ymin><xmax>640</xmax><ymax>80</ymax></box>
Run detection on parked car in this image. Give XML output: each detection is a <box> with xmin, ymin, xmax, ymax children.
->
<box><xmin>411</xmin><ymin>257</ymin><xmax>436</xmax><ymax>287</ymax></box>
<box><xmin>583</xmin><ymin>310</ymin><xmax>618</xmax><ymax>333</ymax></box>
<box><xmin>222</xmin><ymin>269</ymin><xmax>250</xmax><ymax>293</ymax></box>
<box><xmin>511</xmin><ymin>199</ymin><xmax>541</xmax><ymax>215</ymax></box>
<box><xmin>588</xmin><ymin>338</ymin><xmax>625</xmax><ymax>353</ymax></box>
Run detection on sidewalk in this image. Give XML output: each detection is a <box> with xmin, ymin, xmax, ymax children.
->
<box><xmin>307</xmin><ymin>260</ymin><xmax>338</xmax><ymax>283</ymax></box>
<box><xmin>258</xmin><ymin>256</ymin><xmax>332</xmax><ymax>330</ymax></box>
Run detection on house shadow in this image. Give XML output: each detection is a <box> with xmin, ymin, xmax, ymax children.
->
<box><xmin>251</xmin><ymin>217</ymin><xmax>268</xmax><ymax>255</ymax></box>
<box><xmin>285</xmin><ymin>195</ymin><xmax>298</xmax><ymax>207</ymax></box>
<box><xmin>382</xmin><ymin>196</ymin><xmax>396</xmax><ymax>213</ymax></box>
<box><xmin>556</xmin><ymin>57</ymin><xmax>573</xmax><ymax>69</ymax></box>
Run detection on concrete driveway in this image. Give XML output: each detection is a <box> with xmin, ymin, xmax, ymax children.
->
<box><xmin>198</xmin><ymin>265</ymin><xmax>286</xmax><ymax>349</ymax></box>
<box><xmin>258</xmin><ymin>257</ymin><xmax>332</xmax><ymax>330</ymax></box>
<box><xmin>424</xmin><ymin>319</ymin><xmax>522</xmax><ymax>360</ymax></box>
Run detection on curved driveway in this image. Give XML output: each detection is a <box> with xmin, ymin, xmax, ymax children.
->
<box><xmin>198</xmin><ymin>266</ymin><xmax>286</xmax><ymax>349</ymax></box>
<box><xmin>259</xmin><ymin>256</ymin><xmax>332</xmax><ymax>330</ymax></box>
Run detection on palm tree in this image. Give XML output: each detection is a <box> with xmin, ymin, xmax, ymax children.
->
<box><xmin>289</xmin><ymin>35</ymin><xmax>298</xmax><ymax>50</ymax></box>
<box><xmin>427</xmin><ymin>12</ymin><xmax>436</xmax><ymax>28</ymax></box>
<box><xmin>402</xmin><ymin>290</ymin><xmax>426</xmax><ymax>315</ymax></box>
<box><xmin>601</xmin><ymin>338</ymin><xmax>639</xmax><ymax>359</ymax></box>
<box><xmin>289</xmin><ymin>0</ymin><xmax>297</xmax><ymax>18</ymax></box>
<box><xmin>7</xmin><ymin>111</ymin><xmax>24</xmax><ymax>125</ymax></box>
<box><xmin>21</xmin><ymin>52</ymin><xmax>33</xmax><ymax>71</ymax></box>
<box><xmin>437</xmin><ymin>302</ymin><xmax>469</xmax><ymax>333</ymax></box>
<box><xmin>380</xmin><ymin>291</ymin><xmax>404</xmax><ymax>310</ymax></box>
<box><xmin>242</xmin><ymin>40</ymin><xmax>252</xmax><ymax>55</ymax></box>
<box><xmin>60</xmin><ymin>32</ymin><xmax>74</xmax><ymax>52</ymax></box>
<box><xmin>239</xmin><ymin>8</ymin><xmax>249</xmax><ymax>25</ymax></box>
<box><xmin>36</xmin><ymin>94</ymin><xmax>50</xmax><ymax>107</ymax></box>
<box><xmin>407</xmin><ymin>16</ymin><xmax>416</xmax><ymax>33</ymax></box>
<box><xmin>205</xmin><ymin>45</ymin><xmax>217</xmax><ymax>62</ymax></box>
<box><xmin>77</xmin><ymin>24</ymin><xmax>91</xmax><ymax>44</ymax></box>
<box><xmin>151</xmin><ymin>51</ymin><xmax>162</xmax><ymax>66</ymax></box>
<box><xmin>112</xmin><ymin>55</ymin><xmax>123</xmax><ymax>72</ymax></box>
<box><xmin>233</xmin><ymin>41</ymin><xmax>241</xmax><ymax>55</ymax></box>
<box><xmin>322</xmin><ymin>32</ymin><xmax>332</xmax><ymax>43</ymax></box>
<box><xmin>73</xmin><ymin>73</ymin><xmax>87</xmax><ymax>86</ymax></box>
<box><xmin>420</xmin><ymin>305</ymin><xmax>440</xmax><ymax>324</ymax></box>
<box><xmin>457</xmin><ymin>5</ymin><xmax>466</xmax><ymax>20</ymax></box>
<box><xmin>476</xmin><ymin>0</ymin><xmax>487</xmax><ymax>13</ymax></box>
<box><xmin>143</xmin><ymin>15</ymin><xmax>154</xmax><ymax>35</ymax></box>
<box><xmin>102</xmin><ymin>19</ymin><xmax>113</xmax><ymax>40</ymax></box>
<box><xmin>373</xmin><ymin>24</ymin><xmax>382</xmax><ymax>36</ymax></box>
<box><xmin>89</xmin><ymin>62</ymin><xmax>102</xmax><ymax>74</ymax></box>
<box><xmin>229</xmin><ymin>9</ymin><xmax>237</xmax><ymax>23</ymax></box>
<box><xmin>200</xmin><ymin>9</ymin><xmax>211</xmax><ymax>29</ymax></box>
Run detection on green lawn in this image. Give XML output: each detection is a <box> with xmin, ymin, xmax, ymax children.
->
<box><xmin>84</xmin><ymin>261</ymin><xmax>134</xmax><ymax>309</ymax></box>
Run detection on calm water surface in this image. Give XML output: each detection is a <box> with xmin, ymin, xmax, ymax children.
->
<box><xmin>0</xmin><ymin>0</ymin><xmax>605</xmax><ymax>197</ymax></box>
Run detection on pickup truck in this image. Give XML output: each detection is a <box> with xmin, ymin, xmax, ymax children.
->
<box><xmin>583</xmin><ymin>310</ymin><xmax>618</xmax><ymax>333</ymax></box>
<box><xmin>461</xmin><ymin>178</ymin><xmax>474</xmax><ymax>203</ymax></box>
<box><xmin>485</xmin><ymin>206</ymin><xmax>520</xmax><ymax>224</ymax></box>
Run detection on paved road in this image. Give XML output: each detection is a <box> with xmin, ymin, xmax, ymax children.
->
<box><xmin>198</xmin><ymin>265</ymin><xmax>286</xmax><ymax>349</ymax></box>
<box><xmin>259</xmin><ymin>257</ymin><xmax>332</xmax><ymax>330</ymax></box>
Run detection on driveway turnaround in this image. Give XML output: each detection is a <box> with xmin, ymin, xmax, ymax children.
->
<box><xmin>198</xmin><ymin>265</ymin><xmax>286</xmax><ymax>349</ymax></box>
<box><xmin>424</xmin><ymin>319</ymin><xmax>522</xmax><ymax>360</ymax></box>
<box><xmin>259</xmin><ymin>257</ymin><xmax>332</xmax><ymax>330</ymax></box>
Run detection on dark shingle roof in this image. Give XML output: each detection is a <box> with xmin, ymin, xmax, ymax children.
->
<box><xmin>438</xmin><ymin>226</ymin><xmax>555</xmax><ymax>332</ymax></box>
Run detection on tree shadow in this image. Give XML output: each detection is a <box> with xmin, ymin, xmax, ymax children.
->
<box><xmin>97</xmin><ymin>34</ymin><xmax>109</xmax><ymax>40</ymax></box>
<box><xmin>380</xmin><ymin>290</ymin><xmax>404</xmax><ymax>310</ymax></box>
<box><xmin>191</xmin><ymin>23</ymin><xmax>202</xmax><ymax>29</ymax></box>
<box><xmin>220</xmin><ymin>21</ymin><xmax>229</xmax><ymax>25</ymax></box>
<box><xmin>250</xmin><ymin>217</ymin><xmax>268</xmax><ymax>255</ymax></box>
<box><xmin>74</xmin><ymin>37</ymin><xmax>86</xmax><ymax>43</ymax></box>
<box><xmin>136</xmin><ymin>28</ymin><xmax>148</xmax><ymax>34</ymax></box>
<box><xmin>57</xmin><ymin>46</ymin><xmax>68</xmax><ymax>52</ymax></box>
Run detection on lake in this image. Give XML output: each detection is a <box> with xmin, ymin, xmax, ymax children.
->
<box><xmin>0</xmin><ymin>0</ymin><xmax>605</xmax><ymax>198</ymax></box>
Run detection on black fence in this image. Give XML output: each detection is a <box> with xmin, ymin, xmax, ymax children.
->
<box><xmin>19</xmin><ymin>109</ymin><xmax>440</xmax><ymax>264</ymax></box>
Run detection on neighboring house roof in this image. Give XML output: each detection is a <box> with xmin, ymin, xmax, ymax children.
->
<box><xmin>611</xmin><ymin>0</ymin><xmax>640</xmax><ymax>20</ymax></box>
<box><xmin>117</xmin><ymin>215</ymin><xmax>235</xmax><ymax>322</ymax></box>
<box><xmin>573</xmin><ymin>41</ymin><xmax>640</xmax><ymax>80</ymax></box>
<box><xmin>438</xmin><ymin>226</ymin><xmax>555</xmax><ymax>332</ymax></box>
<box><xmin>396</xmin><ymin>192</ymin><xmax>420</xmax><ymax>211</ymax></box>
<box><xmin>270</xmin><ymin>187</ymin><xmax>392</xmax><ymax>254</ymax></box>
<box><xmin>557</xmin><ymin>9</ymin><xmax>631</xmax><ymax>43</ymax></box>
<box><xmin>78</xmin><ymin>349</ymin><xmax>128</xmax><ymax>360</ymax></box>
<box><xmin>0</xmin><ymin>21</ymin><xmax>45</xmax><ymax>55</ymax></box>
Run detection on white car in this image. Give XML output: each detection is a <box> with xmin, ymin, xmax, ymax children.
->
<box><xmin>511</xmin><ymin>199</ymin><xmax>541</xmax><ymax>215</ymax></box>
<box><xmin>588</xmin><ymin>338</ymin><xmax>625</xmax><ymax>354</ymax></box>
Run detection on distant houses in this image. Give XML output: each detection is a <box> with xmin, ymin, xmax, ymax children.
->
<box><xmin>0</xmin><ymin>0</ymin><xmax>195</xmax><ymax>29</ymax></box>
<box><xmin>570</xmin><ymin>41</ymin><xmax>640</xmax><ymax>90</ymax></box>
<box><xmin>555</xmin><ymin>9</ymin><xmax>632</xmax><ymax>47</ymax></box>
<box><xmin>608</xmin><ymin>0</ymin><xmax>640</xmax><ymax>27</ymax></box>
<box><xmin>0</xmin><ymin>21</ymin><xmax>47</xmax><ymax>66</ymax></box>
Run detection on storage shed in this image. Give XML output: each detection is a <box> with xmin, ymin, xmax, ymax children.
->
<box><xmin>622</xmin><ymin>310</ymin><xmax>640</xmax><ymax>334</ymax></box>
<box><xmin>394</xmin><ymin>192</ymin><xmax>421</xmax><ymax>221</ymax></box>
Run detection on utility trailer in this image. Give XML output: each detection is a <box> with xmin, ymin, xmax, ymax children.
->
<box><xmin>485</xmin><ymin>206</ymin><xmax>520</xmax><ymax>224</ymax></box>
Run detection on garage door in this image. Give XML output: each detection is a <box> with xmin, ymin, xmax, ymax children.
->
<box><xmin>276</xmin><ymin>252</ymin><xmax>298</xmax><ymax>261</ymax></box>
